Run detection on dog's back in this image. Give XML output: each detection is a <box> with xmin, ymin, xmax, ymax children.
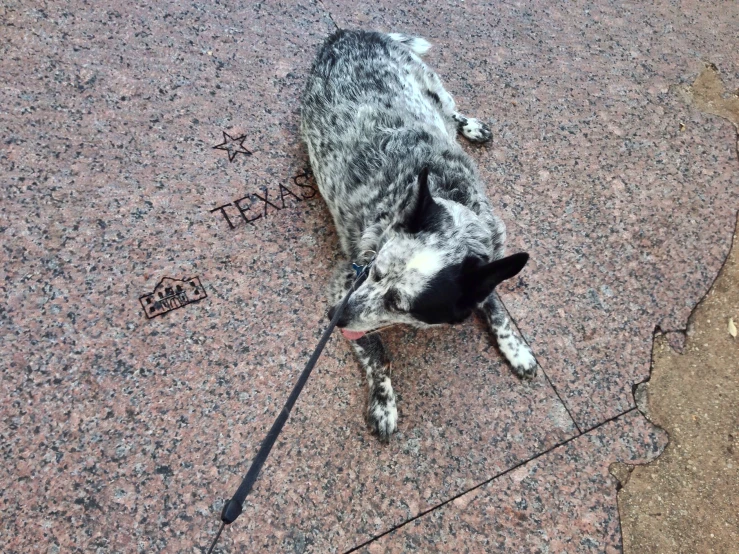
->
<box><xmin>301</xmin><ymin>30</ymin><xmax>500</xmax><ymax>258</ymax></box>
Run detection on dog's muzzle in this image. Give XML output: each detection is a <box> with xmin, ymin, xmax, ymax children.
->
<box><xmin>327</xmin><ymin>304</ymin><xmax>367</xmax><ymax>340</ymax></box>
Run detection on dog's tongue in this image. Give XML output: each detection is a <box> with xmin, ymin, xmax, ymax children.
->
<box><xmin>341</xmin><ymin>329</ymin><xmax>366</xmax><ymax>340</ymax></box>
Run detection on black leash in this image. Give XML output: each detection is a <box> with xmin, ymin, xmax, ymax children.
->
<box><xmin>205</xmin><ymin>257</ymin><xmax>374</xmax><ymax>553</ymax></box>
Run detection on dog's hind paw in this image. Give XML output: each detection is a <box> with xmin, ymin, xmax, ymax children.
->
<box><xmin>510</xmin><ymin>344</ymin><xmax>538</xmax><ymax>380</ymax></box>
<box><xmin>459</xmin><ymin>117</ymin><xmax>493</xmax><ymax>143</ymax></box>
<box><xmin>367</xmin><ymin>378</ymin><xmax>398</xmax><ymax>442</ymax></box>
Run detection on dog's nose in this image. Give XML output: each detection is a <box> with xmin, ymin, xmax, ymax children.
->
<box><xmin>327</xmin><ymin>304</ymin><xmax>349</xmax><ymax>327</ymax></box>
<box><xmin>327</xmin><ymin>305</ymin><xmax>337</xmax><ymax>321</ymax></box>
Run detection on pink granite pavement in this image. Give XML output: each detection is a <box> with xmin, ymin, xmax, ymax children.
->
<box><xmin>0</xmin><ymin>0</ymin><xmax>736</xmax><ymax>553</ymax></box>
<box><xmin>355</xmin><ymin>411</ymin><xmax>663</xmax><ymax>554</ymax></box>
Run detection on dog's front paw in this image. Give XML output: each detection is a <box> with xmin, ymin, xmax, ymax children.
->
<box><xmin>460</xmin><ymin>118</ymin><xmax>493</xmax><ymax>143</ymax></box>
<box><xmin>367</xmin><ymin>378</ymin><xmax>398</xmax><ymax>442</ymax></box>
<box><xmin>510</xmin><ymin>343</ymin><xmax>537</xmax><ymax>380</ymax></box>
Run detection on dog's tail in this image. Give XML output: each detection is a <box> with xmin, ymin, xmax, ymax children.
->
<box><xmin>387</xmin><ymin>32</ymin><xmax>431</xmax><ymax>56</ymax></box>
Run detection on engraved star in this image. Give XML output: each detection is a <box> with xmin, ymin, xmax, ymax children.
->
<box><xmin>213</xmin><ymin>131</ymin><xmax>252</xmax><ymax>162</ymax></box>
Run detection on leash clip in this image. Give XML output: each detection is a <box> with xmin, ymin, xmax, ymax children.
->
<box><xmin>352</xmin><ymin>251</ymin><xmax>377</xmax><ymax>279</ymax></box>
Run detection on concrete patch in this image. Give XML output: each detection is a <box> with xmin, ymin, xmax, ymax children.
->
<box><xmin>618</xmin><ymin>214</ymin><xmax>739</xmax><ymax>553</ymax></box>
<box><xmin>675</xmin><ymin>63</ymin><xmax>739</xmax><ymax>130</ymax></box>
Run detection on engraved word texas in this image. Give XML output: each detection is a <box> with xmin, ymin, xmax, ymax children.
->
<box><xmin>210</xmin><ymin>169</ymin><xmax>317</xmax><ymax>230</ymax></box>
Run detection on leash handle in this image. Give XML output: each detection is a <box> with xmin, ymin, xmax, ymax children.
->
<box><xmin>207</xmin><ymin>258</ymin><xmax>374</xmax><ymax>552</ymax></box>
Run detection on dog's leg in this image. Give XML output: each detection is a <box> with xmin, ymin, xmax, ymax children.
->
<box><xmin>329</xmin><ymin>263</ymin><xmax>398</xmax><ymax>441</ymax></box>
<box><xmin>451</xmin><ymin>113</ymin><xmax>493</xmax><ymax>143</ymax></box>
<box><xmin>352</xmin><ymin>335</ymin><xmax>397</xmax><ymax>441</ymax></box>
<box><xmin>421</xmin><ymin>70</ymin><xmax>492</xmax><ymax>143</ymax></box>
<box><xmin>479</xmin><ymin>294</ymin><xmax>537</xmax><ymax>379</ymax></box>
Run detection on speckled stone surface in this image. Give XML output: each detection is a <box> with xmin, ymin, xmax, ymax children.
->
<box><xmin>0</xmin><ymin>1</ymin><xmax>576</xmax><ymax>552</ymax></box>
<box><xmin>356</xmin><ymin>410</ymin><xmax>666</xmax><ymax>554</ymax></box>
<box><xmin>219</xmin><ymin>325</ymin><xmax>576</xmax><ymax>553</ymax></box>
<box><xmin>0</xmin><ymin>0</ymin><xmax>735</xmax><ymax>553</ymax></box>
<box><xmin>325</xmin><ymin>0</ymin><xmax>739</xmax><ymax>428</ymax></box>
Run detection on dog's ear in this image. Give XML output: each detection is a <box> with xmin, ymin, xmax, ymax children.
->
<box><xmin>461</xmin><ymin>253</ymin><xmax>529</xmax><ymax>305</ymax></box>
<box><xmin>402</xmin><ymin>167</ymin><xmax>443</xmax><ymax>234</ymax></box>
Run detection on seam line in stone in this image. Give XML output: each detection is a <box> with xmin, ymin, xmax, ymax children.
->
<box><xmin>343</xmin><ymin>407</ymin><xmax>637</xmax><ymax>554</ymax></box>
<box><xmin>315</xmin><ymin>0</ymin><xmax>340</xmax><ymax>30</ymax></box>
<box><xmin>496</xmin><ymin>295</ymin><xmax>583</xmax><ymax>433</ymax></box>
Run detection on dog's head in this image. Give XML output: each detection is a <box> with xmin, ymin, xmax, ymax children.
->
<box><xmin>330</xmin><ymin>168</ymin><xmax>529</xmax><ymax>340</ymax></box>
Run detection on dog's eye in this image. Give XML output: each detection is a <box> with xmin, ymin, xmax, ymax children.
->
<box><xmin>372</xmin><ymin>267</ymin><xmax>384</xmax><ymax>282</ymax></box>
<box><xmin>383</xmin><ymin>290</ymin><xmax>403</xmax><ymax>312</ymax></box>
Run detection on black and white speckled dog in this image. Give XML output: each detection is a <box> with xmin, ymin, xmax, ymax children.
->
<box><xmin>301</xmin><ymin>30</ymin><xmax>536</xmax><ymax>441</ymax></box>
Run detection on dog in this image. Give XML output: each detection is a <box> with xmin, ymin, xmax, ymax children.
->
<box><xmin>300</xmin><ymin>30</ymin><xmax>536</xmax><ymax>441</ymax></box>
